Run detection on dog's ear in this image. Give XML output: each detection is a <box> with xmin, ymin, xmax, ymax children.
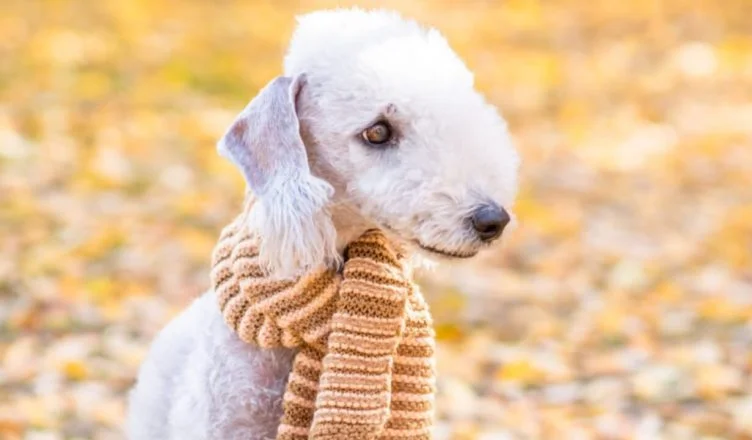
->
<box><xmin>218</xmin><ymin>75</ymin><xmax>338</xmax><ymax>277</ymax></box>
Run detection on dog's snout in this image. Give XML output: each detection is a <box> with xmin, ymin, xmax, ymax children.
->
<box><xmin>470</xmin><ymin>203</ymin><xmax>509</xmax><ymax>242</ymax></box>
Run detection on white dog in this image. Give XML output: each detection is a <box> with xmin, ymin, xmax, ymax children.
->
<box><xmin>127</xmin><ymin>8</ymin><xmax>519</xmax><ymax>439</ymax></box>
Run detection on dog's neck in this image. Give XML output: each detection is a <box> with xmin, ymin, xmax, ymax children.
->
<box><xmin>329</xmin><ymin>202</ymin><xmax>420</xmax><ymax>268</ymax></box>
<box><xmin>329</xmin><ymin>202</ymin><xmax>378</xmax><ymax>253</ymax></box>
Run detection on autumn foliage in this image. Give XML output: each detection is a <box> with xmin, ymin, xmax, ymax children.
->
<box><xmin>1</xmin><ymin>0</ymin><xmax>751</xmax><ymax>439</ymax></box>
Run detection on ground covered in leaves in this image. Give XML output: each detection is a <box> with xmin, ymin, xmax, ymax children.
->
<box><xmin>1</xmin><ymin>1</ymin><xmax>751</xmax><ymax>439</ymax></box>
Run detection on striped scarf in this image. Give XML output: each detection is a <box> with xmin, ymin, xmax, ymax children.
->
<box><xmin>210</xmin><ymin>215</ymin><xmax>436</xmax><ymax>439</ymax></box>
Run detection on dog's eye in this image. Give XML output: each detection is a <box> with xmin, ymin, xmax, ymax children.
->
<box><xmin>361</xmin><ymin>121</ymin><xmax>392</xmax><ymax>145</ymax></box>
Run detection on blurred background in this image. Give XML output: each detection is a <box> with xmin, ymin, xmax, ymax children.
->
<box><xmin>1</xmin><ymin>0</ymin><xmax>751</xmax><ymax>439</ymax></box>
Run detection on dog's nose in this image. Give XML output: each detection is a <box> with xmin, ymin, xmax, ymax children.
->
<box><xmin>470</xmin><ymin>203</ymin><xmax>510</xmax><ymax>242</ymax></box>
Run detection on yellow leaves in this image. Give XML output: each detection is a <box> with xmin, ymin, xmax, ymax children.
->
<box><xmin>25</xmin><ymin>27</ymin><xmax>114</xmax><ymax>69</ymax></box>
<box><xmin>513</xmin><ymin>193</ymin><xmax>582</xmax><ymax>242</ymax></box>
<box><xmin>716</xmin><ymin>36</ymin><xmax>752</xmax><ymax>74</ymax></box>
<box><xmin>59</xmin><ymin>275</ymin><xmax>83</xmax><ymax>301</ymax></box>
<box><xmin>171</xmin><ymin>190</ymin><xmax>224</xmax><ymax>218</ymax></box>
<box><xmin>15</xmin><ymin>396</ymin><xmax>60</xmax><ymax>430</ymax></box>
<box><xmin>73</xmin><ymin>70</ymin><xmax>113</xmax><ymax>101</ymax></box>
<box><xmin>513</xmin><ymin>51</ymin><xmax>562</xmax><ymax>87</ymax></box>
<box><xmin>84</xmin><ymin>277</ymin><xmax>117</xmax><ymax>303</ymax></box>
<box><xmin>60</xmin><ymin>360</ymin><xmax>89</xmax><ymax>381</ymax></box>
<box><xmin>558</xmin><ymin>100</ymin><xmax>591</xmax><ymax>143</ymax></box>
<box><xmin>594</xmin><ymin>305</ymin><xmax>627</xmax><ymax>337</ymax></box>
<box><xmin>651</xmin><ymin>282</ymin><xmax>683</xmax><ymax>304</ymax></box>
<box><xmin>431</xmin><ymin>287</ymin><xmax>467</xmax><ymax>316</ymax></box>
<box><xmin>31</xmin><ymin>29</ymin><xmax>88</xmax><ymax>67</ymax></box>
<box><xmin>0</xmin><ymin>0</ymin><xmax>751</xmax><ymax>437</ymax></box>
<box><xmin>502</xmin><ymin>0</ymin><xmax>544</xmax><ymax>29</ymax></box>
<box><xmin>434</xmin><ymin>323</ymin><xmax>465</xmax><ymax>342</ymax></box>
<box><xmin>697</xmin><ymin>297</ymin><xmax>750</xmax><ymax>324</ymax></box>
<box><xmin>72</xmin><ymin>226</ymin><xmax>127</xmax><ymax>261</ymax></box>
<box><xmin>449</xmin><ymin>423</ymin><xmax>481</xmax><ymax>440</ymax></box>
<box><xmin>708</xmin><ymin>205</ymin><xmax>752</xmax><ymax>270</ymax></box>
<box><xmin>527</xmin><ymin>318</ymin><xmax>562</xmax><ymax>341</ymax></box>
<box><xmin>0</xmin><ymin>190</ymin><xmax>41</xmax><ymax>223</ymax></box>
<box><xmin>694</xmin><ymin>364</ymin><xmax>743</xmax><ymax>400</ymax></box>
<box><xmin>91</xmin><ymin>145</ymin><xmax>133</xmax><ymax>186</ymax></box>
<box><xmin>430</xmin><ymin>288</ymin><xmax>468</xmax><ymax>342</ymax></box>
<box><xmin>159</xmin><ymin>59</ymin><xmax>194</xmax><ymax>90</ymax></box>
<box><xmin>496</xmin><ymin>359</ymin><xmax>545</xmax><ymax>385</ymax></box>
<box><xmin>100</xmin><ymin>0</ymin><xmax>154</xmax><ymax>37</ymax></box>
<box><xmin>177</xmin><ymin>226</ymin><xmax>217</xmax><ymax>261</ymax></box>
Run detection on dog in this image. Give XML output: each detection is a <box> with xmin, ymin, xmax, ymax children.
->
<box><xmin>127</xmin><ymin>8</ymin><xmax>519</xmax><ymax>439</ymax></box>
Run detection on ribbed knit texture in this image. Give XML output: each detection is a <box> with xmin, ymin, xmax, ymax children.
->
<box><xmin>210</xmin><ymin>215</ymin><xmax>436</xmax><ymax>440</ymax></box>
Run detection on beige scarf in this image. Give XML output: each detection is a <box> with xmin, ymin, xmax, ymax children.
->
<box><xmin>210</xmin><ymin>215</ymin><xmax>436</xmax><ymax>439</ymax></box>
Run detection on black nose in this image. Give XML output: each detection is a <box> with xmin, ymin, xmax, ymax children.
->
<box><xmin>470</xmin><ymin>204</ymin><xmax>510</xmax><ymax>242</ymax></box>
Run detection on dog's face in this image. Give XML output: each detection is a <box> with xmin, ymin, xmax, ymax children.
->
<box><xmin>218</xmin><ymin>9</ymin><xmax>519</xmax><ymax>275</ymax></box>
<box><xmin>290</xmin><ymin>9</ymin><xmax>519</xmax><ymax>259</ymax></box>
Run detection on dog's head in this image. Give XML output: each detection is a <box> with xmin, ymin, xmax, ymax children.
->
<box><xmin>219</xmin><ymin>9</ymin><xmax>520</xmax><ymax>276</ymax></box>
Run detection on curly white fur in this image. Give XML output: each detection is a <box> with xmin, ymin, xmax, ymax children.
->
<box><xmin>246</xmin><ymin>172</ymin><xmax>339</xmax><ymax>277</ymax></box>
<box><xmin>128</xmin><ymin>8</ymin><xmax>520</xmax><ymax>439</ymax></box>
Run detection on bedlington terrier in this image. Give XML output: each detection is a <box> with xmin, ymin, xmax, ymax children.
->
<box><xmin>127</xmin><ymin>8</ymin><xmax>519</xmax><ymax>440</ymax></box>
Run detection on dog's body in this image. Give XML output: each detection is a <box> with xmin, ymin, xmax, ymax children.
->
<box><xmin>128</xmin><ymin>9</ymin><xmax>519</xmax><ymax>439</ymax></box>
<box><xmin>127</xmin><ymin>290</ymin><xmax>295</xmax><ymax>439</ymax></box>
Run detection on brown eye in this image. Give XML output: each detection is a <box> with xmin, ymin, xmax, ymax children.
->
<box><xmin>361</xmin><ymin>121</ymin><xmax>392</xmax><ymax>145</ymax></box>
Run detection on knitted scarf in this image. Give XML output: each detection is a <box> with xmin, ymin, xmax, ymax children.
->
<box><xmin>210</xmin><ymin>215</ymin><xmax>436</xmax><ymax>440</ymax></box>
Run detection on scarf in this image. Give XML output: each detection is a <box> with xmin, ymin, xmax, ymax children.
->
<box><xmin>210</xmin><ymin>215</ymin><xmax>436</xmax><ymax>439</ymax></box>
